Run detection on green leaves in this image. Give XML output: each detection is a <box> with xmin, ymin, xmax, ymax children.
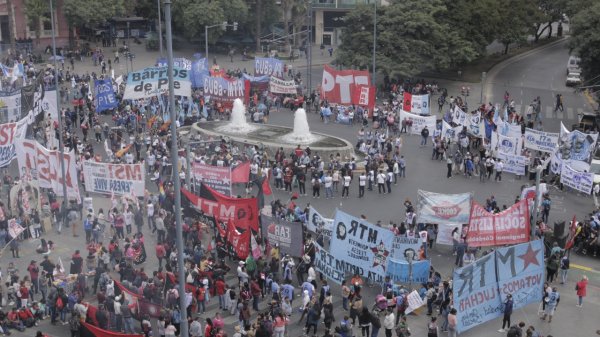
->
<box><xmin>569</xmin><ymin>1</ymin><xmax>600</xmax><ymax>80</ymax></box>
<box><xmin>172</xmin><ymin>0</ymin><xmax>248</xmax><ymax>42</ymax></box>
<box><xmin>63</xmin><ymin>0</ymin><xmax>125</xmax><ymax>27</ymax></box>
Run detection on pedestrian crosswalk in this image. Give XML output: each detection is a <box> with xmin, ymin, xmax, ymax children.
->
<box><xmin>511</xmin><ymin>104</ymin><xmax>584</xmax><ymax>120</ymax></box>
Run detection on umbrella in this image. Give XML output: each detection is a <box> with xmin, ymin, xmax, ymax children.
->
<box><xmin>48</xmin><ymin>55</ymin><xmax>64</xmax><ymax>61</ymax></box>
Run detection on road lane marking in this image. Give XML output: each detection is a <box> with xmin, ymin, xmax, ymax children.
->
<box><xmin>572</xmin><ymin>263</ymin><xmax>598</xmax><ymax>273</ymax></box>
<box><xmin>545</xmin><ymin>106</ymin><xmax>553</xmax><ymax>119</ymax></box>
<box><xmin>566</xmin><ymin>107</ymin><xmax>574</xmax><ymax>119</ymax></box>
<box><xmin>556</xmin><ymin>108</ymin><xmax>564</xmax><ymax>119</ymax></box>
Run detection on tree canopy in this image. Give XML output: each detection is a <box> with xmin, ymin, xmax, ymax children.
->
<box><xmin>569</xmin><ymin>1</ymin><xmax>600</xmax><ymax>80</ymax></box>
<box><xmin>62</xmin><ymin>0</ymin><xmax>125</xmax><ymax>28</ymax></box>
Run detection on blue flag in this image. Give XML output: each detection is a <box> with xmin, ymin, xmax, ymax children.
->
<box><xmin>95</xmin><ymin>79</ymin><xmax>118</xmax><ymax>112</ymax></box>
<box><xmin>386</xmin><ymin>258</ymin><xmax>430</xmax><ymax>284</ymax></box>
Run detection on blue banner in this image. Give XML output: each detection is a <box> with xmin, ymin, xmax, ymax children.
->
<box><xmin>495</xmin><ymin>240</ymin><xmax>544</xmax><ymax>310</ymax></box>
<box><xmin>386</xmin><ymin>258</ymin><xmax>430</xmax><ymax>284</ymax></box>
<box><xmin>191</xmin><ymin>58</ymin><xmax>209</xmax><ymax>88</ymax></box>
<box><xmin>390</xmin><ymin>236</ymin><xmax>424</xmax><ymax>260</ymax></box>
<box><xmin>330</xmin><ymin>210</ymin><xmax>395</xmax><ymax>283</ymax></box>
<box><xmin>313</xmin><ymin>241</ymin><xmax>345</xmax><ymax>285</ymax></box>
<box><xmin>453</xmin><ymin>253</ymin><xmax>501</xmax><ymax>333</ymax></box>
<box><xmin>254</xmin><ymin>57</ymin><xmax>284</xmax><ymax>78</ymax></box>
<box><xmin>156</xmin><ymin>57</ymin><xmax>192</xmax><ymax>70</ymax></box>
<box><xmin>94</xmin><ymin>79</ymin><xmax>118</xmax><ymax>112</ymax></box>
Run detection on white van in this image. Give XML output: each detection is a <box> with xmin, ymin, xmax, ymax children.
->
<box><xmin>567</xmin><ymin>56</ymin><xmax>581</xmax><ymax>74</ymax></box>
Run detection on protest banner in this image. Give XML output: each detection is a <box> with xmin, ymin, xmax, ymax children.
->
<box><xmin>452</xmin><ymin>106</ymin><xmax>466</xmax><ymax>125</ymax></box>
<box><xmin>386</xmin><ymin>258</ymin><xmax>430</xmax><ymax>284</ymax></box>
<box><xmin>497</xmin><ymin>121</ymin><xmax>522</xmax><ymax>139</ymax></box>
<box><xmin>390</xmin><ymin>236</ymin><xmax>424</xmax><ymax>261</ymax></box>
<box><xmin>441</xmin><ymin>120</ymin><xmax>462</xmax><ymax>142</ymax></box>
<box><xmin>94</xmin><ymin>79</ymin><xmax>118</xmax><ymax>112</ymax></box>
<box><xmin>82</xmin><ymin>161</ymin><xmax>145</xmax><ymax>197</ymax></box>
<box><xmin>191</xmin><ymin>162</ymin><xmax>232</xmax><ymax>196</ymax></box>
<box><xmin>495</xmin><ymin>240</ymin><xmax>544</xmax><ymax>310</ymax></box>
<box><xmin>523</xmin><ymin>128</ymin><xmax>559</xmax><ymax>153</ymax></box>
<box><xmin>0</xmin><ymin>119</ymin><xmax>27</xmax><ymax>167</ymax></box>
<box><xmin>10</xmin><ymin>180</ymin><xmax>41</xmax><ymax>217</ymax></box>
<box><xmin>466</xmin><ymin>113</ymin><xmax>484</xmax><ymax>138</ymax></box>
<box><xmin>181</xmin><ymin>185</ymin><xmax>258</xmax><ymax>231</ymax></box>
<box><xmin>307</xmin><ymin>206</ymin><xmax>333</xmax><ymax>239</ymax></box>
<box><xmin>16</xmin><ymin>139</ymin><xmax>80</xmax><ymax>199</ymax></box>
<box><xmin>405</xmin><ymin>290</ymin><xmax>427</xmax><ymax>314</ymax></box>
<box><xmin>453</xmin><ymin>252</ymin><xmax>501</xmax><ymax>333</ymax></box>
<box><xmin>260</xmin><ymin>215</ymin><xmax>304</xmax><ymax>257</ymax></box>
<box><xmin>0</xmin><ymin>89</ymin><xmax>21</xmax><ymax>123</ymax></box>
<box><xmin>313</xmin><ymin>242</ymin><xmax>345</xmax><ymax>285</ymax></box>
<box><xmin>417</xmin><ymin>190</ymin><xmax>472</xmax><ymax>224</ymax></box>
<box><xmin>321</xmin><ymin>65</ymin><xmax>370</xmax><ymax>105</ymax></box>
<box><xmin>123</xmin><ymin>66</ymin><xmax>191</xmax><ymax>99</ymax></box>
<box><xmin>156</xmin><ymin>57</ymin><xmax>192</xmax><ymax>70</ymax></box>
<box><xmin>402</xmin><ymin>93</ymin><xmax>430</xmax><ymax>115</ymax></box>
<box><xmin>496</xmin><ymin>151</ymin><xmax>526</xmax><ymax>176</ymax></box>
<box><xmin>399</xmin><ymin>110</ymin><xmax>436</xmax><ymax>135</ymax></box>
<box><xmin>559</xmin><ymin>122</ymin><xmax>598</xmax><ymax>166</ymax></box>
<box><xmin>255</xmin><ymin>58</ymin><xmax>285</xmax><ymax>79</ymax></box>
<box><xmin>80</xmin><ymin>321</ymin><xmax>142</xmax><ymax>337</ymax></box>
<box><xmin>560</xmin><ymin>164</ymin><xmax>594</xmax><ymax>194</ymax></box>
<box><xmin>203</xmin><ymin>76</ymin><xmax>249</xmax><ymax>106</ymax></box>
<box><xmin>436</xmin><ymin>224</ymin><xmax>463</xmax><ymax>245</ymax></box>
<box><xmin>269</xmin><ymin>77</ymin><xmax>297</xmax><ymax>94</ymax></box>
<box><xmin>330</xmin><ymin>210</ymin><xmax>394</xmax><ymax>282</ymax></box>
<box><xmin>8</xmin><ymin>218</ymin><xmax>25</xmax><ymax>238</ymax></box>
<box><xmin>213</xmin><ymin>220</ymin><xmax>250</xmax><ymax>260</ymax></box>
<box><xmin>550</xmin><ymin>150</ymin><xmax>562</xmax><ymax>174</ymax></box>
<box><xmin>466</xmin><ymin>199</ymin><xmax>530</xmax><ymax>247</ymax></box>
<box><xmin>190</xmin><ymin>58</ymin><xmax>209</xmax><ymax>88</ymax></box>
<box><xmin>351</xmin><ymin>85</ymin><xmax>376</xmax><ymax>111</ymax></box>
<box><xmin>491</xmin><ymin>132</ymin><xmax>522</xmax><ymax>155</ymax></box>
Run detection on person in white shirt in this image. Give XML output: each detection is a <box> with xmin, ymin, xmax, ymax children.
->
<box><xmin>342</xmin><ymin>174</ymin><xmax>351</xmax><ymax>198</ymax></box>
<box><xmin>123</xmin><ymin>207</ymin><xmax>134</xmax><ymax>234</ymax></box>
<box><xmin>377</xmin><ymin>170</ymin><xmax>386</xmax><ymax>194</ymax></box>
<box><xmin>306</xmin><ymin>265</ymin><xmax>317</xmax><ymax>283</ymax></box>
<box><xmin>324</xmin><ymin>174</ymin><xmax>333</xmax><ymax>199</ymax></box>
<box><xmin>125</xmin><ymin>152</ymin><xmax>134</xmax><ymax>164</ymax></box>
<box><xmin>358</xmin><ymin>172</ymin><xmax>366</xmax><ymax>198</ymax></box>
<box><xmin>83</xmin><ymin>193</ymin><xmax>94</xmax><ymax>214</ymax></box>
<box><xmin>494</xmin><ymin>160</ymin><xmax>504</xmax><ymax>182</ymax></box>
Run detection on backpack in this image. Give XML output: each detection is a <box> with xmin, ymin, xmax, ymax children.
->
<box><xmin>56</xmin><ymin>297</ymin><xmax>64</xmax><ymax>310</ymax></box>
<box><xmin>507</xmin><ymin>326</ymin><xmax>520</xmax><ymax>337</ymax></box>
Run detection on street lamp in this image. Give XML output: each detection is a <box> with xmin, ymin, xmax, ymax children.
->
<box><xmin>205</xmin><ymin>22</ymin><xmax>238</xmax><ymax>64</ymax></box>
<box><xmin>372</xmin><ymin>0</ymin><xmax>376</xmax><ymax>89</ymax></box>
<box><xmin>157</xmin><ymin>0</ymin><xmax>163</xmax><ymax>55</ymax></box>
<box><xmin>49</xmin><ymin>0</ymin><xmax>68</xmax><ymax>222</ymax></box>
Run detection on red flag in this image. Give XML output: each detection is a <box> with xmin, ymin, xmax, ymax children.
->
<box><xmin>565</xmin><ymin>215</ymin><xmax>578</xmax><ymax>250</ymax></box>
<box><xmin>81</xmin><ymin>321</ymin><xmax>143</xmax><ymax>337</ymax></box>
<box><xmin>402</xmin><ymin>92</ymin><xmax>412</xmax><ymax>112</ymax></box>
<box><xmin>351</xmin><ymin>84</ymin><xmax>376</xmax><ymax>111</ymax></box>
<box><xmin>262</xmin><ymin>170</ymin><xmax>272</xmax><ymax>196</ymax></box>
<box><xmin>137</xmin><ymin>298</ymin><xmax>164</xmax><ymax>318</ymax></box>
<box><xmin>226</xmin><ymin>221</ymin><xmax>250</xmax><ymax>259</ymax></box>
<box><xmin>231</xmin><ymin>161</ymin><xmax>251</xmax><ymax>183</ymax></box>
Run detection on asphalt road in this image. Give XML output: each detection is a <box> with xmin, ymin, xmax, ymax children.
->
<box><xmin>5</xmin><ymin>39</ymin><xmax>600</xmax><ymax>337</ymax></box>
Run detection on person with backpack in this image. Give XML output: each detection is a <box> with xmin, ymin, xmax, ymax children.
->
<box><xmin>559</xmin><ymin>254</ymin><xmax>570</xmax><ymax>284</ymax></box>
<box><xmin>498</xmin><ymin>294</ymin><xmax>514</xmax><ymax>333</ymax></box>
<box><xmin>427</xmin><ymin>316</ymin><xmax>438</xmax><ymax>337</ymax></box>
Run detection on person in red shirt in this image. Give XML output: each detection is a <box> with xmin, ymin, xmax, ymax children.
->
<box><xmin>18</xmin><ymin>306</ymin><xmax>36</xmax><ymax>327</ymax></box>
<box><xmin>155</xmin><ymin>242</ymin><xmax>166</xmax><ymax>269</ymax></box>
<box><xmin>250</xmin><ymin>278</ymin><xmax>262</xmax><ymax>311</ymax></box>
<box><xmin>7</xmin><ymin>308</ymin><xmax>25</xmax><ymax>331</ymax></box>
<box><xmin>215</xmin><ymin>278</ymin><xmax>226</xmax><ymax>310</ymax></box>
<box><xmin>19</xmin><ymin>281</ymin><xmax>30</xmax><ymax>308</ymax></box>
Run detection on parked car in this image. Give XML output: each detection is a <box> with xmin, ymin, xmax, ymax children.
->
<box><xmin>567</xmin><ymin>55</ymin><xmax>581</xmax><ymax>75</ymax></box>
<box><xmin>566</xmin><ymin>72</ymin><xmax>582</xmax><ymax>86</ymax></box>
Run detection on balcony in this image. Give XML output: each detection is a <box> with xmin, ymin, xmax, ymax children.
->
<box><xmin>312</xmin><ymin>0</ymin><xmax>381</xmax><ymax>10</ymax></box>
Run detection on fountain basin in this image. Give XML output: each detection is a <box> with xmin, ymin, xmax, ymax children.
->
<box><xmin>191</xmin><ymin>121</ymin><xmax>356</xmax><ymax>160</ymax></box>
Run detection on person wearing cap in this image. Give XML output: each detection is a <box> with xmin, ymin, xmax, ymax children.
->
<box><xmin>498</xmin><ymin>294</ymin><xmax>513</xmax><ymax>332</ymax></box>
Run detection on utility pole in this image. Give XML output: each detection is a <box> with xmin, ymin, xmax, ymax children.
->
<box><xmin>372</xmin><ymin>0</ymin><xmax>377</xmax><ymax>89</ymax></box>
<box><xmin>306</xmin><ymin>0</ymin><xmax>313</xmax><ymax>97</ymax></box>
<box><xmin>164</xmin><ymin>1</ymin><xmax>189</xmax><ymax>336</ymax></box>
<box><xmin>49</xmin><ymin>0</ymin><xmax>69</xmax><ymax>223</ymax></box>
<box><xmin>157</xmin><ymin>0</ymin><xmax>163</xmax><ymax>56</ymax></box>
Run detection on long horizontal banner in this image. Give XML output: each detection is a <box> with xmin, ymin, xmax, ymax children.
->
<box><xmin>191</xmin><ymin>162</ymin><xmax>231</xmax><ymax>196</ymax></box>
<box><xmin>82</xmin><ymin>161</ymin><xmax>145</xmax><ymax>197</ymax></box>
<box><xmin>181</xmin><ymin>184</ymin><xmax>258</xmax><ymax>231</ymax></box>
<box><xmin>313</xmin><ymin>241</ymin><xmax>345</xmax><ymax>285</ymax></box>
<box><xmin>466</xmin><ymin>199</ymin><xmax>530</xmax><ymax>247</ymax></box>
<box><xmin>560</xmin><ymin>164</ymin><xmax>593</xmax><ymax>194</ymax></box>
<box><xmin>269</xmin><ymin>77</ymin><xmax>297</xmax><ymax>94</ymax></box>
<box><xmin>524</xmin><ymin>128</ymin><xmax>559</xmax><ymax>153</ymax></box>
<box><xmin>255</xmin><ymin>57</ymin><xmax>284</xmax><ymax>79</ymax></box>
<box><xmin>399</xmin><ymin>110</ymin><xmax>436</xmax><ymax>135</ymax></box>
<box><xmin>454</xmin><ymin>240</ymin><xmax>544</xmax><ymax>333</ymax></box>
<box><xmin>386</xmin><ymin>258</ymin><xmax>430</xmax><ymax>284</ymax></box>
<box><xmin>496</xmin><ymin>151</ymin><xmax>526</xmax><ymax>176</ymax></box>
<box><xmin>0</xmin><ymin>119</ymin><xmax>28</xmax><ymax>167</ymax></box>
<box><xmin>123</xmin><ymin>66</ymin><xmax>191</xmax><ymax>99</ymax></box>
<box><xmin>16</xmin><ymin>139</ymin><xmax>80</xmax><ymax>199</ymax></box>
<box><xmin>321</xmin><ymin>65</ymin><xmax>370</xmax><ymax>105</ymax></box>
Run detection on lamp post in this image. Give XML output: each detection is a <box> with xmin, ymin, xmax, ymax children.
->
<box><xmin>49</xmin><ymin>0</ymin><xmax>68</xmax><ymax>221</ymax></box>
<box><xmin>164</xmin><ymin>1</ymin><xmax>189</xmax><ymax>336</ymax></box>
<box><xmin>372</xmin><ymin>0</ymin><xmax>377</xmax><ymax>89</ymax></box>
<box><xmin>205</xmin><ymin>22</ymin><xmax>238</xmax><ymax>64</ymax></box>
<box><xmin>306</xmin><ymin>0</ymin><xmax>313</xmax><ymax>98</ymax></box>
<box><xmin>157</xmin><ymin>0</ymin><xmax>163</xmax><ymax>55</ymax></box>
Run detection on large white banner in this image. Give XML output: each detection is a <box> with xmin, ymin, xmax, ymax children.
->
<box><xmin>561</xmin><ymin>164</ymin><xmax>594</xmax><ymax>194</ymax></box>
<box><xmin>41</xmin><ymin>90</ymin><xmax>58</xmax><ymax>121</ymax></box>
<box><xmin>496</xmin><ymin>151</ymin><xmax>526</xmax><ymax>175</ymax></box>
<box><xmin>307</xmin><ymin>206</ymin><xmax>334</xmax><ymax>239</ymax></box>
<box><xmin>16</xmin><ymin>139</ymin><xmax>80</xmax><ymax>199</ymax></box>
<box><xmin>436</xmin><ymin>223</ymin><xmax>463</xmax><ymax>245</ymax></box>
<box><xmin>524</xmin><ymin>128</ymin><xmax>559</xmax><ymax>153</ymax></box>
<box><xmin>559</xmin><ymin>122</ymin><xmax>598</xmax><ymax>167</ymax></box>
<box><xmin>0</xmin><ymin>118</ymin><xmax>28</xmax><ymax>167</ymax></box>
<box><xmin>269</xmin><ymin>77</ymin><xmax>297</xmax><ymax>94</ymax></box>
<box><xmin>497</xmin><ymin>121</ymin><xmax>522</xmax><ymax>139</ymax></box>
<box><xmin>83</xmin><ymin>161</ymin><xmax>145</xmax><ymax>197</ymax></box>
<box><xmin>410</xmin><ymin>94</ymin><xmax>430</xmax><ymax>115</ymax></box>
<box><xmin>452</xmin><ymin>106</ymin><xmax>466</xmax><ymax>125</ymax></box>
<box><xmin>441</xmin><ymin>120</ymin><xmax>462</xmax><ymax>142</ymax></box>
<box><xmin>399</xmin><ymin>110</ymin><xmax>436</xmax><ymax>135</ymax></box>
<box><xmin>123</xmin><ymin>66</ymin><xmax>191</xmax><ymax>99</ymax></box>
<box><xmin>491</xmin><ymin>132</ymin><xmax>522</xmax><ymax>155</ymax></box>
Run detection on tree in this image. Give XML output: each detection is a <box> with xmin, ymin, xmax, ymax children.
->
<box><xmin>280</xmin><ymin>0</ymin><xmax>307</xmax><ymax>52</ymax></box>
<box><xmin>496</xmin><ymin>0</ymin><xmax>540</xmax><ymax>54</ymax></box>
<box><xmin>63</xmin><ymin>0</ymin><xmax>125</xmax><ymax>47</ymax></box>
<box><xmin>569</xmin><ymin>1</ymin><xmax>600</xmax><ymax>80</ymax></box>
<box><xmin>531</xmin><ymin>0</ymin><xmax>566</xmax><ymax>42</ymax></box>
<box><xmin>246</xmin><ymin>0</ymin><xmax>280</xmax><ymax>52</ymax></box>
<box><xmin>336</xmin><ymin>0</ymin><xmax>476</xmax><ymax>77</ymax></box>
<box><xmin>23</xmin><ymin>0</ymin><xmax>49</xmax><ymax>46</ymax></box>
<box><xmin>172</xmin><ymin>0</ymin><xmax>247</xmax><ymax>44</ymax></box>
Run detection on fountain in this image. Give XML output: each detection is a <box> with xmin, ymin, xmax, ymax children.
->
<box><xmin>216</xmin><ymin>99</ymin><xmax>257</xmax><ymax>133</ymax></box>
<box><xmin>283</xmin><ymin>108</ymin><xmax>322</xmax><ymax>145</ymax></box>
<box><xmin>192</xmin><ymin>99</ymin><xmax>355</xmax><ymax>159</ymax></box>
